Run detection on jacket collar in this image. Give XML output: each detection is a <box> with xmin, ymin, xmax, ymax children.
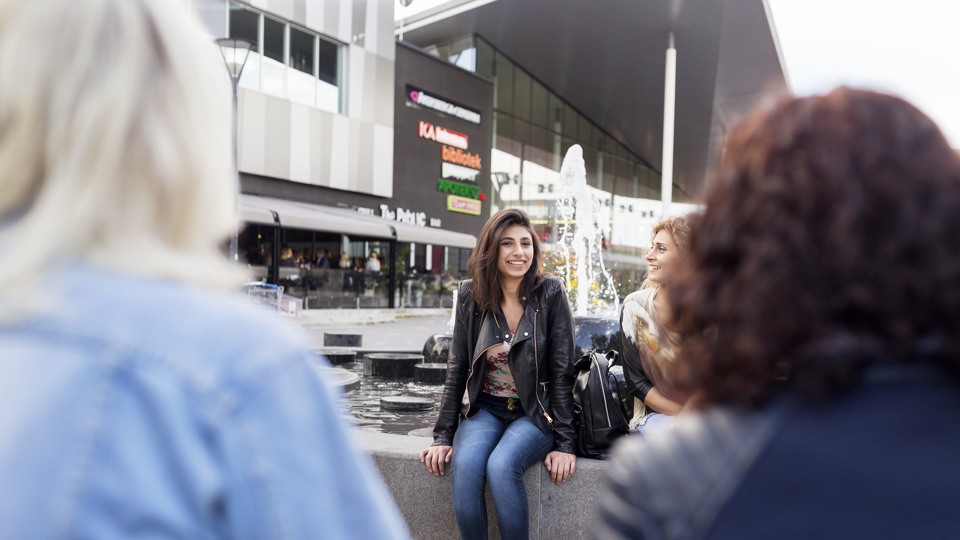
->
<box><xmin>473</xmin><ymin>296</ymin><xmax>539</xmax><ymax>361</ymax></box>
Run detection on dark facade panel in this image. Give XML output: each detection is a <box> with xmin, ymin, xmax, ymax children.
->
<box><xmin>393</xmin><ymin>42</ymin><xmax>494</xmax><ymax>237</ymax></box>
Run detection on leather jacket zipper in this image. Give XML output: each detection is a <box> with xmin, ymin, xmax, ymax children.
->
<box><xmin>465</xmin><ymin>312</ymin><xmax>496</xmax><ymax>412</ymax></box>
<box><xmin>533</xmin><ymin>306</ymin><xmax>553</xmax><ymax>425</ymax></box>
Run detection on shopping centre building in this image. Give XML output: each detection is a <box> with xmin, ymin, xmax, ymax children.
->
<box><xmin>192</xmin><ymin>0</ymin><xmax>787</xmax><ymax>309</ymax></box>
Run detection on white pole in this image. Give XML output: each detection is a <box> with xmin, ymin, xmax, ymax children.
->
<box><xmin>660</xmin><ymin>31</ymin><xmax>676</xmax><ymax>218</ymax></box>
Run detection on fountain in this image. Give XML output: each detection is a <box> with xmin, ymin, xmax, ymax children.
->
<box><xmin>552</xmin><ymin>145</ymin><xmax>622</xmax><ymax>358</ymax></box>
<box><xmin>553</xmin><ymin>145</ymin><xmax>620</xmax><ymax>317</ymax></box>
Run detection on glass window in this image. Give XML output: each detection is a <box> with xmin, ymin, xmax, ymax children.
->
<box><xmin>514</xmin><ymin>68</ymin><xmax>531</xmax><ymax>122</ymax></box>
<box><xmin>228</xmin><ymin>3</ymin><xmax>259</xmax><ymax>46</ymax></box>
<box><xmin>579</xmin><ymin>116</ymin><xmax>593</xmax><ymax>146</ymax></box>
<box><xmin>547</xmin><ymin>93</ymin><xmax>563</xmax><ymax>131</ymax></box>
<box><xmin>563</xmin><ymin>104</ymin><xmax>578</xmax><ymax>138</ymax></box>
<box><xmin>494</xmin><ymin>113</ymin><xmax>522</xmax><ymax>159</ymax></box>
<box><xmin>317</xmin><ymin>37</ymin><xmax>339</xmax><ymax>86</ymax></box>
<box><xmin>530</xmin><ymin>79</ymin><xmax>548</xmax><ymax>128</ymax></box>
<box><xmin>475</xmin><ymin>38</ymin><xmax>495</xmax><ymax>78</ymax></box>
<box><xmin>525</xmin><ymin>124</ymin><xmax>554</xmax><ymax>170</ymax></box>
<box><xmin>448</xmin><ymin>36</ymin><xmax>476</xmax><ymax>71</ymax></box>
<box><xmin>289</xmin><ymin>26</ymin><xmax>315</xmax><ymax>75</ymax></box>
<box><xmin>263</xmin><ymin>16</ymin><xmax>284</xmax><ymax>64</ymax></box>
<box><xmin>494</xmin><ymin>52</ymin><xmax>514</xmax><ymax>116</ymax></box>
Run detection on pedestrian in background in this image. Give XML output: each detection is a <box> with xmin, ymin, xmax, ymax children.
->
<box><xmin>420</xmin><ymin>208</ymin><xmax>577</xmax><ymax>540</ymax></box>
<box><xmin>618</xmin><ymin>214</ymin><xmax>694</xmax><ymax>435</ymax></box>
<box><xmin>592</xmin><ymin>88</ymin><xmax>960</xmax><ymax>539</ymax></box>
<box><xmin>0</xmin><ymin>1</ymin><xmax>408</xmax><ymax>538</ymax></box>
<box><xmin>365</xmin><ymin>250</ymin><xmax>382</xmax><ymax>272</ymax></box>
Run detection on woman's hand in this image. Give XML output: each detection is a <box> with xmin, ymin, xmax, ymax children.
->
<box><xmin>419</xmin><ymin>445</ymin><xmax>453</xmax><ymax>477</ymax></box>
<box><xmin>544</xmin><ymin>451</ymin><xmax>576</xmax><ymax>484</ymax></box>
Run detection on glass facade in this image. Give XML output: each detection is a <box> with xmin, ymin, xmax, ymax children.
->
<box><xmin>228</xmin><ymin>2</ymin><xmax>343</xmax><ymax>113</ymax></box>
<box><xmin>429</xmin><ymin>36</ymin><xmax>659</xmax><ymax>294</ymax></box>
<box><xmin>238</xmin><ymin>224</ymin><xmax>470</xmax><ymax>309</ymax></box>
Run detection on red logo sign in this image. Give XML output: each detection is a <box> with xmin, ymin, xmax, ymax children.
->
<box><xmin>418</xmin><ymin>121</ymin><xmax>468</xmax><ymax>150</ymax></box>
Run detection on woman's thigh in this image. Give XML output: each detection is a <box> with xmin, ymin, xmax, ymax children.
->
<box><xmin>452</xmin><ymin>409</ymin><xmax>507</xmax><ymax>471</ymax></box>
<box><xmin>487</xmin><ymin>416</ymin><xmax>554</xmax><ymax>471</ymax></box>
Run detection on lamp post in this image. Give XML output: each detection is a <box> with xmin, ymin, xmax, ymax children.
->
<box><xmin>215</xmin><ymin>37</ymin><xmax>255</xmax><ymax>263</ymax></box>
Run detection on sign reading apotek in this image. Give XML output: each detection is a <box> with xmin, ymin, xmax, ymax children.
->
<box><xmin>437</xmin><ymin>179</ymin><xmax>481</xmax><ymax>199</ymax></box>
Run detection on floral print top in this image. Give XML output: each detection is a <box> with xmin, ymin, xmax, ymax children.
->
<box><xmin>482</xmin><ymin>340</ymin><xmax>519</xmax><ymax>397</ymax></box>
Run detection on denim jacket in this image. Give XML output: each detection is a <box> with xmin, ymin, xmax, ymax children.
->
<box><xmin>0</xmin><ymin>265</ymin><xmax>408</xmax><ymax>540</ymax></box>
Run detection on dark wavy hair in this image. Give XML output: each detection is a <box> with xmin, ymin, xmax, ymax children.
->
<box><xmin>671</xmin><ymin>88</ymin><xmax>960</xmax><ymax>406</ymax></box>
<box><xmin>468</xmin><ymin>208</ymin><xmax>544</xmax><ymax>313</ymax></box>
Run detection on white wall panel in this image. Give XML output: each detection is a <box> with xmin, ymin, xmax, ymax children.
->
<box><xmin>289</xmin><ymin>103</ymin><xmax>311</xmax><ymax>183</ymax></box>
<box><xmin>238</xmin><ymin>89</ymin><xmax>266</xmax><ymax>174</ymax></box>
<box><xmin>328</xmin><ymin>114</ymin><xmax>350</xmax><ymax>190</ymax></box>
<box><xmin>372</xmin><ymin>123</ymin><xmax>394</xmax><ymax>197</ymax></box>
<box><xmin>337</xmin><ymin>0</ymin><xmax>352</xmax><ymax>44</ymax></box>
<box><xmin>347</xmin><ymin>45</ymin><xmax>366</xmax><ymax>120</ymax></box>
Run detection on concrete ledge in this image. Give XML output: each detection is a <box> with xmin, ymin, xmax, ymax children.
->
<box><xmin>353</xmin><ymin>430</ymin><xmax>607</xmax><ymax>539</ymax></box>
<box><xmin>300</xmin><ymin>308</ymin><xmax>450</xmax><ymax>326</ymax></box>
<box><xmin>323</xmin><ymin>332</ymin><xmax>363</xmax><ymax>347</ymax></box>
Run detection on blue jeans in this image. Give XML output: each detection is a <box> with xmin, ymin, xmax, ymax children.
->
<box><xmin>636</xmin><ymin>411</ymin><xmax>675</xmax><ymax>435</ymax></box>
<box><xmin>451</xmin><ymin>396</ymin><xmax>555</xmax><ymax>540</ymax></box>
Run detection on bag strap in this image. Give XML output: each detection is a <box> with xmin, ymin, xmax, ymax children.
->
<box><xmin>606</xmin><ymin>349</ymin><xmax>620</xmax><ymax>367</ymax></box>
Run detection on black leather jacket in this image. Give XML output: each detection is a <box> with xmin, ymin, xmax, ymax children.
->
<box><xmin>432</xmin><ymin>276</ymin><xmax>577</xmax><ymax>454</ymax></box>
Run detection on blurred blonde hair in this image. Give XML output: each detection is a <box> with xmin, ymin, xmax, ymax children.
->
<box><xmin>641</xmin><ymin>213</ymin><xmax>692</xmax><ymax>289</ymax></box>
<box><xmin>0</xmin><ymin>0</ymin><xmax>244</xmax><ymax>315</ymax></box>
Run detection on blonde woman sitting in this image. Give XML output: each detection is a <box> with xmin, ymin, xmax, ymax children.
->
<box><xmin>619</xmin><ymin>214</ymin><xmax>692</xmax><ymax>434</ymax></box>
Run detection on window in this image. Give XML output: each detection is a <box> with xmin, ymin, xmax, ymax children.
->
<box><xmin>263</xmin><ymin>16</ymin><xmax>284</xmax><ymax>64</ymax></box>
<box><xmin>318</xmin><ymin>38</ymin><xmax>339</xmax><ymax>86</ymax></box>
<box><xmin>289</xmin><ymin>27</ymin><xmax>315</xmax><ymax>75</ymax></box>
<box><xmin>226</xmin><ymin>2</ymin><xmax>342</xmax><ymax>112</ymax></box>
<box><xmin>228</xmin><ymin>4</ymin><xmax>258</xmax><ymax>45</ymax></box>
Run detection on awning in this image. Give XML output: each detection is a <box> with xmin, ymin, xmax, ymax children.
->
<box><xmin>239</xmin><ymin>194</ymin><xmax>394</xmax><ymax>239</ymax></box>
<box><xmin>238</xmin><ymin>194</ymin><xmax>477</xmax><ymax>249</ymax></box>
<box><xmin>391</xmin><ymin>219</ymin><xmax>477</xmax><ymax>248</ymax></box>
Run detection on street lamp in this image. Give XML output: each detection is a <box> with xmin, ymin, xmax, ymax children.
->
<box><xmin>215</xmin><ymin>37</ymin><xmax>254</xmax><ymax>263</ymax></box>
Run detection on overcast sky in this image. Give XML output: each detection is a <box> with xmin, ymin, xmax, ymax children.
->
<box><xmin>767</xmin><ymin>0</ymin><xmax>960</xmax><ymax>147</ymax></box>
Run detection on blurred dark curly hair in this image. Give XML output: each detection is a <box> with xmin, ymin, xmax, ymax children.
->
<box><xmin>671</xmin><ymin>87</ymin><xmax>960</xmax><ymax>406</ymax></box>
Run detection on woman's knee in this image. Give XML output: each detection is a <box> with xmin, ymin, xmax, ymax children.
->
<box><xmin>485</xmin><ymin>448</ymin><xmax>525</xmax><ymax>484</ymax></box>
<box><xmin>452</xmin><ymin>449</ymin><xmax>488</xmax><ymax>483</ymax></box>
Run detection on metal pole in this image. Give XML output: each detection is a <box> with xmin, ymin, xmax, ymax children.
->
<box><xmin>215</xmin><ymin>37</ymin><xmax>254</xmax><ymax>263</ymax></box>
<box><xmin>660</xmin><ymin>31</ymin><xmax>677</xmax><ymax>218</ymax></box>
<box><xmin>229</xmin><ymin>81</ymin><xmax>240</xmax><ymax>261</ymax></box>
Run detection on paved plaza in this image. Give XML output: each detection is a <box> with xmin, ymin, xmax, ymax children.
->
<box><xmin>297</xmin><ymin>308</ymin><xmax>453</xmax><ymax>354</ymax></box>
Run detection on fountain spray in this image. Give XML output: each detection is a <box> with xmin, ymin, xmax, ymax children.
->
<box><xmin>554</xmin><ymin>145</ymin><xmax>620</xmax><ymax>316</ymax></box>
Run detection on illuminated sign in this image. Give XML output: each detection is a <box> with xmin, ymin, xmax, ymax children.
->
<box><xmin>407</xmin><ymin>86</ymin><xmax>481</xmax><ymax>124</ymax></box>
<box><xmin>441</xmin><ymin>145</ymin><xmax>482</xmax><ymax>170</ymax></box>
<box><xmin>379</xmin><ymin>204</ymin><xmax>427</xmax><ymax>227</ymax></box>
<box><xmin>437</xmin><ymin>179</ymin><xmax>481</xmax><ymax>199</ymax></box>
<box><xmin>418</xmin><ymin>121</ymin><xmax>468</xmax><ymax>150</ymax></box>
<box><xmin>448</xmin><ymin>195</ymin><xmax>482</xmax><ymax>215</ymax></box>
<box><xmin>442</xmin><ymin>162</ymin><xmax>480</xmax><ymax>182</ymax></box>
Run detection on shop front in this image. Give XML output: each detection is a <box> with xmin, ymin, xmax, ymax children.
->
<box><xmin>238</xmin><ymin>194</ymin><xmax>475</xmax><ymax>309</ymax></box>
